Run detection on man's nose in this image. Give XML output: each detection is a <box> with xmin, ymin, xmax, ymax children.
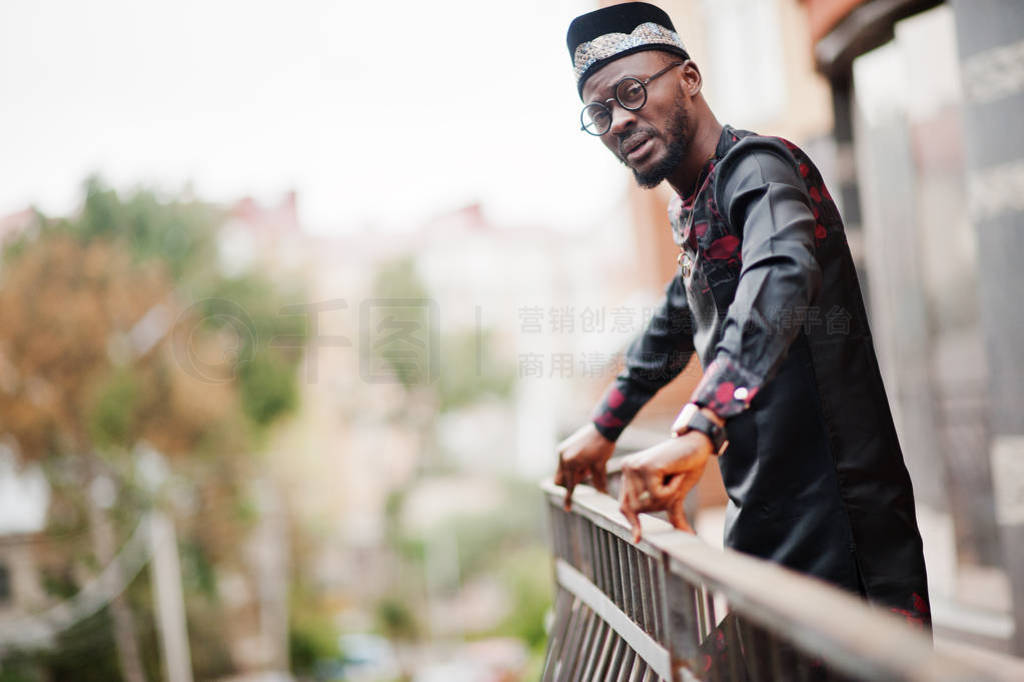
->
<box><xmin>608</xmin><ymin>102</ymin><xmax>638</xmax><ymax>137</ymax></box>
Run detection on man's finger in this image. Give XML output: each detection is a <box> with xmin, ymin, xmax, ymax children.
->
<box><xmin>666</xmin><ymin>470</ymin><xmax>702</xmax><ymax>534</ymax></box>
<box><xmin>592</xmin><ymin>463</ymin><xmax>608</xmax><ymax>494</ymax></box>
<box><xmin>667</xmin><ymin>494</ymin><xmax>695</xmax><ymax>534</ymax></box>
<box><xmin>620</xmin><ymin>498</ymin><xmax>643</xmax><ymax>543</ymax></box>
<box><xmin>619</xmin><ymin>472</ymin><xmax>645</xmax><ymax>542</ymax></box>
<box><xmin>658</xmin><ymin>470</ymin><xmax>690</xmax><ymax>500</ymax></box>
<box><xmin>560</xmin><ymin>470</ymin><xmax>578</xmax><ymax>511</ymax></box>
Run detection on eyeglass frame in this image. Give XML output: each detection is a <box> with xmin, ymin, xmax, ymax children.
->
<box><xmin>579</xmin><ymin>61</ymin><xmax>686</xmax><ymax>136</ymax></box>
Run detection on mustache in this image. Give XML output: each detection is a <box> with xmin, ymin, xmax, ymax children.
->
<box><xmin>617</xmin><ymin>128</ymin><xmax>658</xmax><ymax>157</ymax></box>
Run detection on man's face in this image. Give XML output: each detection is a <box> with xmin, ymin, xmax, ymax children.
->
<box><xmin>580</xmin><ymin>51</ymin><xmax>692</xmax><ymax>188</ymax></box>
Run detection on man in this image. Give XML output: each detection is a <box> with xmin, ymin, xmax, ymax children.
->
<box><xmin>554</xmin><ymin>2</ymin><xmax>930</xmax><ymax>625</ymax></box>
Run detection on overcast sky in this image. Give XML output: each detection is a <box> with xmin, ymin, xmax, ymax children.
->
<box><xmin>0</xmin><ymin>0</ymin><xmax>627</xmax><ymax>234</ymax></box>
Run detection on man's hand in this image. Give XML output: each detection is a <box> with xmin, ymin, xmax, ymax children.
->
<box><xmin>554</xmin><ymin>423</ymin><xmax>615</xmax><ymax>511</ymax></box>
<box><xmin>619</xmin><ymin>431</ymin><xmax>712</xmax><ymax>542</ymax></box>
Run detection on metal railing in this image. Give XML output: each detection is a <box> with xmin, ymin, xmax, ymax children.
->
<box><xmin>540</xmin><ymin>477</ymin><xmax>1016</xmax><ymax>682</ymax></box>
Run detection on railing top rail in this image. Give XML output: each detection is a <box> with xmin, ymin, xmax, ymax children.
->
<box><xmin>541</xmin><ymin>479</ymin><xmax>1017</xmax><ymax>682</ymax></box>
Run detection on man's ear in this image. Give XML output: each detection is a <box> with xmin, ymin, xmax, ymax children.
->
<box><xmin>680</xmin><ymin>60</ymin><xmax>703</xmax><ymax>97</ymax></box>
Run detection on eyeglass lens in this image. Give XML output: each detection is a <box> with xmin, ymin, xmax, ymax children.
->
<box><xmin>580</xmin><ymin>77</ymin><xmax>649</xmax><ymax>135</ymax></box>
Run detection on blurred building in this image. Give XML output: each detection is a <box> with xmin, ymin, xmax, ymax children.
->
<box><xmin>0</xmin><ymin>448</ymin><xmax>49</xmax><ymax>626</ymax></box>
<box><xmin>598</xmin><ymin>0</ymin><xmax>1024</xmax><ymax>656</ymax></box>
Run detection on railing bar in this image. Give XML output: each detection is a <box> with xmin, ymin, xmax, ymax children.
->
<box><xmin>593</xmin><ymin>522</ymin><xmax>607</xmax><ymax>594</ymax></box>
<box><xmin>629</xmin><ymin>544</ymin><xmax>650</xmax><ymax>633</ymax></box>
<box><xmin>640</xmin><ymin>552</ymin><xmax>655</xmax><ymax>636</ymax></box>
<box><xmin>628</xmin><ymin>654</ymin><xmax>646</xmax><ymax>682</ymax></box>
<box><xmin>706</xmin><ymin>586</ymin><xmax>717</xmax><ymax>632</ymax></box>
<box><xmin>642</xmin><ymin>553</ymin><xmax>656</xmax><ymax>637</ymax></box>
<box><xmin>694</xmin><ymin>584</ymin><xmax>708</xmax><ymax>642</ymax></box>
<box><xmin>543</xmin><ymin>590</ymin><xmax>574</xmax><ymax>681</ymax></box>
<box><xmin>540</xmin><ymin>591</ymin><xmax>561</xmax><ymax>682</ymax></box>
<box><xmin>640</xmin><ymin>553</ymin><xmax>652</xmax><ymax>636</ymax></box>
<box><xmin>575</xmin><ymin>513</ymin><xmax>587</xmax><ymax>573</ymax></box>
<box><xmin>653</xmin><ymin>555</ymin><xmax>678</xmax><ymax>672</ymax></box>
<box><xmin>608</xmin><ymin>531</ymin><xmax>624</xmax><ymax>610</ymax></box>
<box><xmin>585</xmin><ymin>521</ymin><xmax>597</xmax><ymax>589</ymax></box>
<box><xmin>578</xmin><ymin>512</ymin><xmax>590</xmax><ymax>571</ymax></box>
<box><xmin>580</xmin><ymin>607</ymin><xmax>608</xmax><ymax>681</ymax></box>
<box><xmin>562</xmin><ymin>507</ymin><xmax>573</xmax><ymax>562</ymax></box>
<box><xmin>610</xmin><ymin>633</ymin><xmax>630</xmax><ymax>678</ymax></box>
<box><xmin>580</xmin><ymin>617</ymin><xmax>609</xmax><ymax>681</ymax></box>
<box><xmin>646</xmin><ymin>554</ymin><xmax>662</xmax><ymax>641</ymax></box>
<box><xmin>585</xmin><ymin>515</ymin><xmax>597</xmax><ymax>582</ymax></box>
<box><xmin>607</xmin><ymin>530</ymin><xmax>619</xmax><ymax>608</ymax></box>
<box><xmin>617</xmin><ymin>649</ymin><xmax>635</xmax><ymax>682</ymax></box>
<box><xmin>547</xmin><ymin>503</ymin><xmax>560</xmax><ymax>560</ymax></box>
<box><xmin>555</xmin><ymin>559</ymin><xmax>675</xmax><ymax>680</ymax></box>
<box><xmin>647</xmin><ymin>555</ymin><xmax>660</xmax><ymax>639</ymax></box>
<box><xmin>544</xmin><ymin>483</ymin><xmax>1014</xmax><ymax>682</ymax></box>
<box><xmin>545</xmin><ymin>590</ymin><xmax>570</xmax><ymax>669</ymax></box>
<box><xmin>577</xmin><ymin>511</ymin><xmax>589</xmax><ymax>579</ymax></box>
<box><xmin>595</xmin><ymin>627</ymin><xmax>621</xmax><ymax>681</ymax></box>
<box><xmin>626</xmin><ymin>654</ymin><xmax>640</xmax><ymax>682</ymax></box>
<box><xmin>656</xmin><ymin>558</ymin><xmax>669</xmax><ymax>645</ymax></box>
<box><xmin>596</xmin><ymin>526</ymin><xmax>610</xmax><ymax>602</ymax></box>
<box><xmin>579</xmin><ymin>604</ymin><xmax>603</xmax><ymax>681</ymax></box>
<box><xmin>589</xmin><ymin>614</ymin><xmax>610</xmax><ymax>679</ymax></box>
<box><xmin>551</xmin><ymin>599</ymin><xmax>578</xmax><ymax>682</ymax></box>
<box><xmin>568</xmin><ymin>604</ymin><xmax>598</xmax><ymax>682</ymax></box>
<box><xmin>611</xmin><ymin>533</ymin><xmax>623</xmax><ymax>611</ymax></box>
<box><xmin>561</xmin><ymin>602</ymin><xmax>593</xmax><ymax>679</ymax></box>
<box><xmin>557</xmin><ymin>504</ymin><xmax>569</xmax><ymax>561</ymax></box>
<box><xmin>625</xmin><ymin>540</ymin><xmax>639</xmax><ymax>624</ymax></box>
<box><xmin>563</xmin><ymin>509</ymin><xmax>573</xmax><ymax>568</ymax></box>
<box><xmin>604</xmin><ymin>527</ymin><xmax>618</xmax><ymax>606</ymax></box>
<box><xmin>628</xmin><ymin>539</ymin><xmax>640</xmax><ymax>623</ymax></box>
<box><xmin>542</xmin><ymin>487</ymin><xmax>667</xmax><ymax>557</ymax></box>
<box><xmin>618</xmin><ymin>536</ymin><xmax>633</xmax><ymax>617</ymax></box>
<box><xmin>689</xmin><ymin>584</ymin><xmax>704</xmax><ymax>655</ymax></box>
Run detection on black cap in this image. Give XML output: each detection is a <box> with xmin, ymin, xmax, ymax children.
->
<box><xmin>567</xmin><ymin>2</ymin><xmax>689</xmax><ymax>98</ymax></box>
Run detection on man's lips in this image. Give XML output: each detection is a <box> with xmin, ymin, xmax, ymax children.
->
<box><xmin>621</xmin><ymin>135</ymin><xmax>654</xmax><ymax>162</ymax></box>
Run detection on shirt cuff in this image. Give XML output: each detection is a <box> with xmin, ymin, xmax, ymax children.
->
<box><xmin>591</xmin><ymin>382</ymin><xmax>651</xmax><ymax>442</ymax></box>
<box><xmin>689</xmin><ymin>355</ymin><xmax>761</xmax><ymax>418</ymax></box>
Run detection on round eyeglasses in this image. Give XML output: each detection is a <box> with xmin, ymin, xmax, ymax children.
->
<box><xmin>580</xmin><ymin>62</ymin><xmax>685</xmax><ymax>136</ymax></box>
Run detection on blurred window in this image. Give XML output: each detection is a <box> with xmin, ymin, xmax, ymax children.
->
<box><xmin>701</xmin><ymin>0</ymin><xmax>786</xmax><ymax>124</ymax></box>
<box><xmin>0</xmin><ymin>562</ymin><xmax>10</xmax><ymax>605</ymax></box>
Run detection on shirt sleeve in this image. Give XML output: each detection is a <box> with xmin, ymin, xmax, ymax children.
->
<box><xmin>689</xmin><ymin>145</ymin><xmax>823</xmax><ymax>418</ymax></box>
<box><xmin>592</xmin><ymin>273</ymin><xmax>696</xmax><ymax>441</ymax></box>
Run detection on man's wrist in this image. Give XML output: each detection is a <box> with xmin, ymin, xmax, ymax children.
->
<box><xmin>671</xmin><ymin>402</ymin><xmax>729</xmax><ymax>454</ymax></box>
<box><xmin>698</xmin><ymin>406</ymin><xmax>725</xmax><ymax>428</ymax></box>
<box><xmin>592</xmin><ymin>418</ymin><xmax>623</xmax><ymax>443</ymax></box>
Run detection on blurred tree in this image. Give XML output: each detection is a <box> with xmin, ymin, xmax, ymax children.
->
<box><xmin>0</xmin><ymin>179</ymin><xmax>307</xmax><ymax>680</ymax></box>
<box><xmin>0</xmin><ymin>234</ymin><xmax>193</xmax><ymax>682</ymax></box>
<box><xmin>369</xmin><ymin>257</ymin><xmax>433</xmax><ymax>391</ymax></box>
<box><xmin>373</xmin><ymin>596</ymin><xmax>421</xmax><ymax>642</ymax></box>
<box><xmin>437</xmin><ymin>329</ymin><xmax>514</xmax><ymax>413</ymax></box>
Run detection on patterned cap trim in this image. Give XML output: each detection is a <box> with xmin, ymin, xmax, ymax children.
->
<box><xmin>573</xmin><ymin>22</ymin><xmax>687</xmax><ymax>80</ymax></box>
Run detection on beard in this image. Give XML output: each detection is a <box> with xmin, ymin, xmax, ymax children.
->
<box><xmin>623</xmin><ymin>97</ymin><xmax>691</xmax><ymax>189</ymax></box>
